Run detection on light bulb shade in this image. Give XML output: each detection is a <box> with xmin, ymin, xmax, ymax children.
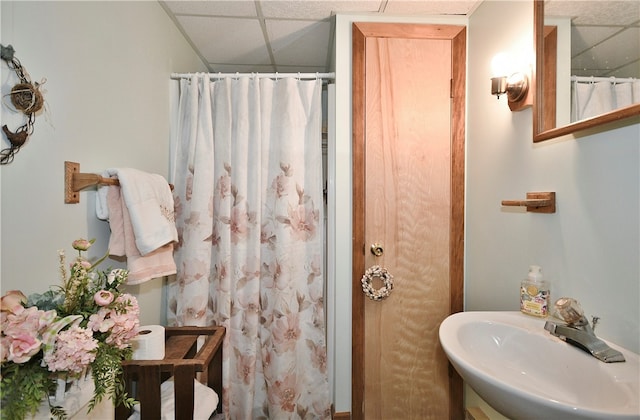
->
<box><xmin>491</xmin><ymin>76</ymin><xmax>508</xmax><ymax>96</ymax></box>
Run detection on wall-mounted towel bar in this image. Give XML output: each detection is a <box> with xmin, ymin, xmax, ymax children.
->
<box><xmin>64</xmin><ymin>161</ymin><xmax>173</xmax><ymax>204</ymax></box>
<box><xmin>65</xmin><ymin>161</ymin><xmax>120</xmax><ymax>203</ymax></box>
<box><xmin>501</xmin><ymin>192</ymin><xmax>556</xmax><ymax>213</ymax></box>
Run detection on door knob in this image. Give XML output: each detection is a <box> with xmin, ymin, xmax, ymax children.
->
<box><xmin>370</xmin><ymin>243</ymin><xmax>384</xmax><ymax>257</ymax></box>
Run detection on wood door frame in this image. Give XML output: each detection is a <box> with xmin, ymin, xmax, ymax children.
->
<box><xmin>352</xmin><ymin>22</ymin><xmax>466</xmax><ymax>420</ymax></box>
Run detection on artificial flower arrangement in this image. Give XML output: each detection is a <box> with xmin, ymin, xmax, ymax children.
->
<box><xmin>0</xmin><ymin>239</ymin><xmax>139</xmax><ymax>419</ymax></box>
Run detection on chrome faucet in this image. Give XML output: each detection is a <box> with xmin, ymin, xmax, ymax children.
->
<box><xmin>544</xmin><ymin>297</ymin><xmax>625</xmax><ymax>363</ymax></box>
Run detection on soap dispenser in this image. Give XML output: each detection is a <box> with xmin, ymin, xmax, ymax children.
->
<box><xmin>520</xmin><ymin>265</ymin><xmax>550</xmax><ymax>317</ymax></box>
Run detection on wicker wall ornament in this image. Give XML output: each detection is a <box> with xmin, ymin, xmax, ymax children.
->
<box><xmin>361</xmin><ymin>265</ymin><xmax>394</xmax><ymax>301</ymax></box>
<box><xmin>1</xmin><ymin>44</ymin><xmax>46</xmax><ymax>164</ymax></box>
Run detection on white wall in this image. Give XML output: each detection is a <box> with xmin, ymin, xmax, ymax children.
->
<box><xmin>466</xmin><ymin>0</ymin><xmax>639</xmax><ymax>355</ymax></box>
<box><xmin>0</xmin><ymin>1</ymin><xmax>207</xmax><ymax>326</ymax></box>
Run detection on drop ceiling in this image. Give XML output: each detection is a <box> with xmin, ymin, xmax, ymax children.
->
<box><xmin>545</xmin><ymin>0</ymin><xmax>640</xmax><ymax>78</ymax></box>
<box><xmin>160</xmin><ymin>1</ymin><xmax>639</xmax><ymax>78</ymax></box>
<box><xmin>160</xmin><ymin>0</ymin><xmax>481</xmax><ymax>73</ymax></box>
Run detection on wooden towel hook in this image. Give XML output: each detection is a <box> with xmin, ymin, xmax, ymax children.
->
<box><xmin>501</xmin><ymin>192</ymin><xmax>556</xmax><ymax>213</ymax></box>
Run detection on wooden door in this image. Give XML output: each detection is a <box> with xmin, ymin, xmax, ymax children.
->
<box><xmin>352</xmin><ymin>23</ymin><xmax>466</xmax><ymax>420</ymax></box>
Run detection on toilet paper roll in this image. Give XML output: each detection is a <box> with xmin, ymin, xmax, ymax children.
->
<box><xmin>131</xmin><ymin>325</ymin><xmax>165</xmax><ymax>360</ymax></box>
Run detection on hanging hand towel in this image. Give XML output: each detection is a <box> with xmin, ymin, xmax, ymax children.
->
<box><xmin>107</xmin><ymin>185</ymin><xmax>176</xmax><ymax>284</ymax></box>
<box><xmin>99</xmin><ymin>168</ymin><xmax>177</xmax><ymax>255</ymax></box>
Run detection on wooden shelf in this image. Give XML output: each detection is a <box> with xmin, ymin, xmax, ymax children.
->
<box><xmin>115</xmin><ymin>326</ymin><xmax>225</xmax><ymax>420</ymax></box>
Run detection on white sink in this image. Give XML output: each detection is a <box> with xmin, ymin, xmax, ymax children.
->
<box><xmin>439</xmin><ymin>311</ymin><xmax>640</xmax><ymax>419</ymax></box>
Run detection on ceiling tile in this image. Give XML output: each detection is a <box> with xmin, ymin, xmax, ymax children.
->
<box><xmin>162</xmin><ymin>1</ymin><xmax>257</xmax><ymax>17</ymax></box>
<box><xmin>572</xmin><ymin>27</ymin><xmax>640</xmax><ymax>77</ymax></box>
<box><xmin>384</xmin><ymin>0</ymin><xmax>478</xmax><ymax>15</ymax></box>
<box><xmin>209</xmin><ymin>63</ymin><xmax>277</xmax><ymax>73</ymax></box>
<box><xmin>273</xmin><ymin>64</ymin><xmax>329</xmax><ymax>73</ymax></box>
<box><xmin>176</xmin><ymin>15</ymin><xmax>271</xmax><ymax>65</ymax></box>
<box><xmin>571</xmin><ymin>25</ymin><xmax>620</xmax><ymax>56</ymax></box>
<box><xmin>260</xmin><ymin>0</ymin><xmax>383</xmax><ymax>19</ymax></box>
<box><xmin>612</xmin><ymin>61</ymin><xmax>640</xmax><ymax>79</ymax></box>
<box><xmin>267</xmin><ymin>19</ymin><xmax>331</xmax><ymax>67</ymax></box>
<box><xmin>545</xmin><ymin>1</ymin><xmax>639</xmax><ymax>26</ymax></box>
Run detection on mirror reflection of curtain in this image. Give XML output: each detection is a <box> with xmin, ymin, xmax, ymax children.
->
<box><xmin>571</xmin><ymin>78</ymin><xmax>640</xmax><ymax>122</ymax></box>
<box><xmin>168</xmin><ymin>74</ymin><xmax>331</xmax><ymax>419</ymax></box>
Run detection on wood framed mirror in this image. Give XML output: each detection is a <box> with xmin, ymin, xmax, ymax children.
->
<box><xmin>533</xmin><ymin>0</ymin><xmax>640</xmax><ymax>142</ymax></box>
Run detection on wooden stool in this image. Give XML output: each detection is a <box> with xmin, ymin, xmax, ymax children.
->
<box><xmin>115</xmin><ymin>326</ymin><xmax>225</xmax><ymax>420</ymax></box>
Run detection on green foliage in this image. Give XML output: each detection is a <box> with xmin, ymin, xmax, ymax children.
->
<box><xmin>27</xmin><ymin>289</ymin><xmax>65</xmax><ymax>312</ymax></box>
<box><xmin>88</xmin><ymin>342</ymin><xmax>136</xmax><ymax>411</ymax></box>
<box><xmin>48</xmin><ymin>405</ymin><xmax>67</xmax><ymax>420</ymax></box>
<box><xmin>0</xmin><ymin>358</ymin><xmax>55</xmax><ymax>420</ymax></box>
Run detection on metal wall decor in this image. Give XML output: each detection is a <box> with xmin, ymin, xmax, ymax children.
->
<box><xmin>1</xmin><ymin>44</ymin><xmax>46</xmax><ymax>164</ymax></box>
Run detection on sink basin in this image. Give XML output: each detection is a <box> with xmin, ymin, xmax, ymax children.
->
<box><xmin>439</xmin><ymin>311</ymin><xmax>640</xmax><ymax>419</ymax></box>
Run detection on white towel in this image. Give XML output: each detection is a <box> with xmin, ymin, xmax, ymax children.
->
<box><xmin>97</xmin><ymin>168</ymin><xmax>177</xmax><ymax>255</ymax></box>
<box><xmin>127</xmin><ymin>377</ymin><xmax>219</xmax><ymax>420</ymax></box>
<box><xmin>96</xmin><ymin>178</ymin><xmax>111</xmax><ymax>220</ymax></box>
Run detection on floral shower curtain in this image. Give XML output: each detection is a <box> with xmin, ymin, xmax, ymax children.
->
<box><xmin>168</xmin><ymin>74</ymin><xmax>331</xmax><ymax>419</ymax></box>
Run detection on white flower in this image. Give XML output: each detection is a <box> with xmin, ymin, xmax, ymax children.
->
<box><xmin>107</xmin><ymin>269</ymin><xmax>127</xmax><ymax>285</ymax></box>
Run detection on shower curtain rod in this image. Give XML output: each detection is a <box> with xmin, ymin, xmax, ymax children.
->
<box><xmin>171</xmin><ymin>72</ymin><xmax>335</xmax><ymax>81</ymax></box>
<box><xmin>571</xmin><ymin>75</ymin><xmax>637</xmax><ymax>83</ymax></box>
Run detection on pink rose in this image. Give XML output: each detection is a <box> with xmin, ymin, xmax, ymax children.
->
<box><xmin>70</xmin><ymin>259</ymin><xmax>92</xmax><ymax>272</ymax></box>
<box><xmin>94</xmin><ymin>290</ymin><xmax>114</xmax><ymax>306</ymax></box>
<box><xmin>8</xmin><ymin>332</ymin><xmax>41</xmax><ymax>363</ymax></box>
<box><xmin>72</xmin><ymin>238</ymin><xmax>93</xmax><ymax>251</ymax></box>
<box><xmin>0</xmin><ymin>335</ymin><xmax>10</xmax><ymax>362</ymax></box>
<box><xmin>0</xmin><ymin>290</ymin><xmax>26</xmax><ymax>314</ymax></box>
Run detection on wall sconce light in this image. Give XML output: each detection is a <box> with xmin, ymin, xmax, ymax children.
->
<box><xmin>491</xmin><ymin>73</ymin><xmax>529</xmax><ymax>102</ymax></box>
<box><xmin>490</xmin><ymin>53</ymin><xmax>532</xmax><ymax>111</ymax></box>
